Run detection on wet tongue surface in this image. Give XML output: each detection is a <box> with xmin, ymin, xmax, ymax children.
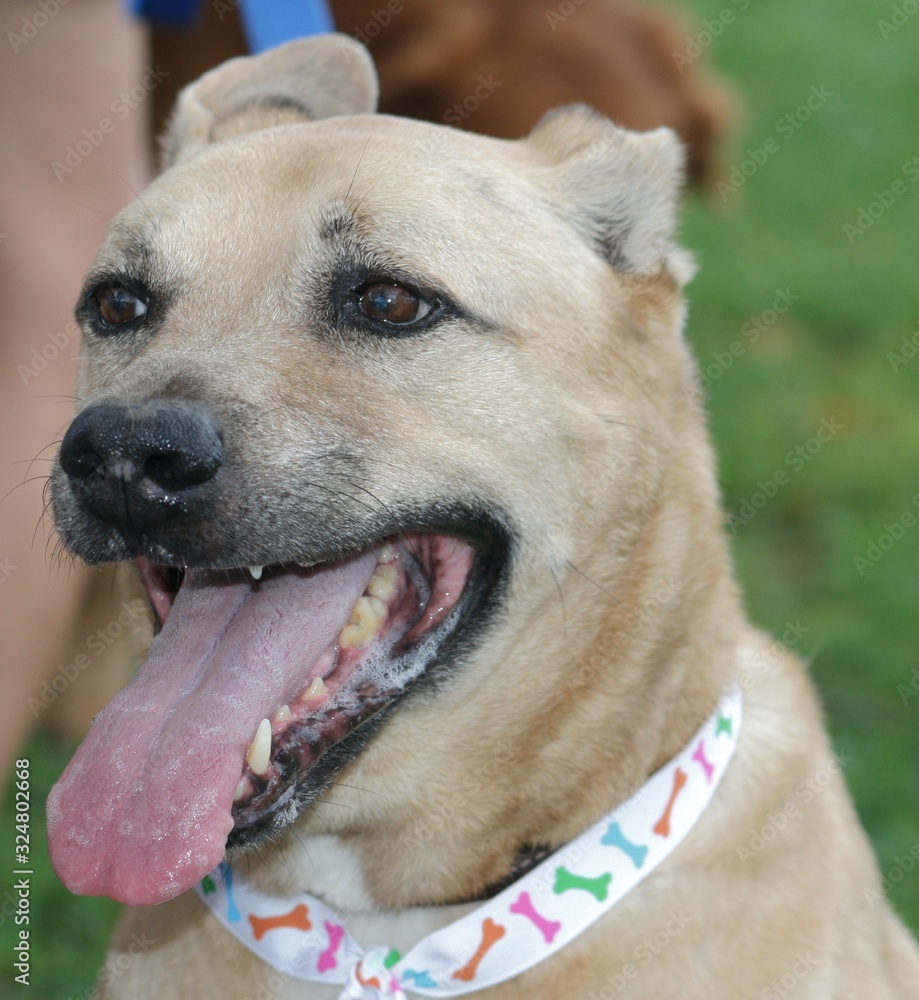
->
<box><xmin>47</xmin><ymin>553</ymin><xmax>377</xmax><ymax>906</ymax></box>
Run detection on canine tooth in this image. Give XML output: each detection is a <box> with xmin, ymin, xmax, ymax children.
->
<box><xmin>249</xmin><ymin>565</ymin><xmax>264</xmax><ymax>581</ymax></box>
<box><xmin>301</xmin><ymin>676</ymin><xmax>328</xmax><ymax>701</ymax></box>
<box><xmin>246</xmin><ymin>718</ymin><xmax>272</xmax><ymax>776</ymax></box>
<box><xmin>367</xmin><ymin>563</ymin><xmax>398</xmax><ymax>600</ymax></box>
<box><xmin>234</xmin><ymin>779</ymin><xmax>248</xmax><ymax>802</ymax></box>
<box><xmin>272</xmin><ymin>704</ymin><xmax>292</xmax><ymax>724</ymax></box>
<box><xmin>379</xmin><ymin>542</ymin><xmax>395</xmax><ymax>564</ymax></box>
<box><xmin>339</xmin><ymin>596</ymin><xmax>383</xmax><ymax>649</ymax></box>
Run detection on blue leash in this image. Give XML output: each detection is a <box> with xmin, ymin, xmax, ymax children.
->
<box><xmin>127</xmin><ymin>0</ymin><xmax>335</xmax><ymax>48</ymax></box>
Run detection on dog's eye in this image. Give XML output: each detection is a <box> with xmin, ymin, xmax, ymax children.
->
<box><xmin>93</xmin><ymin>285</ymin><xmax>148</xmax><ymax>328</ymax></box>
<box><xmin>358</xmin><ymin>282</ymin><xmax>432</xmax><ymax>327</ymax></box>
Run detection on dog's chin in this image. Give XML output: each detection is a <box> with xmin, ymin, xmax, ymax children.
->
<box><xmin>47</xmin><ymin>513</ymin><xmax>508</xmax><ymax>905</ymax></box>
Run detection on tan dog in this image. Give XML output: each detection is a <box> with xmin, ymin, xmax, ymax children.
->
<box><xmin>48</xmin><ymin>36</ymin><xmax>919</xmax><ymax>999</ymax></box>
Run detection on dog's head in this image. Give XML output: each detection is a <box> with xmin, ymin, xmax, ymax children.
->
<box><xmin>48</xmin><ymin>36</ymin><xmax>728</xmax><ymax>909</ymax></box>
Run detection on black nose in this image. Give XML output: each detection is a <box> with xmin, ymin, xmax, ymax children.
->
<box><xmin>59</xmin><ymin>399</ymin><xmax>223</xmax><ymax>536</ymax></box>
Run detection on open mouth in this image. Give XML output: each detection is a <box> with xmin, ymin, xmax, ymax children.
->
<box><xmin>47</xmin><ymin>524</ymin><xmax>504</xmax><ymax>906</ymax></box>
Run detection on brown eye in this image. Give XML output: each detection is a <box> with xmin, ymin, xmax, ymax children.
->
<box><xmin>95</xmin><ymin>285</ymin><xmax>147</xmax><ymax>327</ymax></box>
<box><xmin>359</xmin><ymin>282</ymin><xmax>432</xmax><ymax>326</ymax></box>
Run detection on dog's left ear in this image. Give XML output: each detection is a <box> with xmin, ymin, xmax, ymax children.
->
<box><xmin>527</xmin><ymin>105</ymin><xmax>690</xmax><ymax>280</ymax></box>
<box><xmin>162</xmin><ymin>35</ymin><xmax>378</xmax><ymax>168</ymax></box>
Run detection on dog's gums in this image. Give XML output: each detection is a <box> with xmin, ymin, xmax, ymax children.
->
<box><xmin>47</xmin><ymin>530</ymin><xmax>486</xmax><ymax>904</ymax></box>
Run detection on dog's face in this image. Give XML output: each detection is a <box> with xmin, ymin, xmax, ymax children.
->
<box><xmin>48</xmin><ymin>37</ymin><xmax>717</xmax><ymax>910</ymax></box>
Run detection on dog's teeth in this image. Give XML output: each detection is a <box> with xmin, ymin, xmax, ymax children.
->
<box><xmin>339</xmin><ymin>595</ymin><xmax>385</xmax><ymax>649</ymax></box>
<box><xmin>300</xmin><ymin>676</ymin><xmax>328</xmax><ymax>702</ymax></box>
<box><xmin>233</xmin><ymin>779</ymin><xmax>248</xmax><ymax>802</ymax></box>
<box><xmin>246</xmin><ymin>718</ymin><xmax>272</xmax><ymax>776</ymax></box>
<box><xmin>367</xmin><ymin>563</ymin><xmax>398</xmax><ymax>600</ymax></box>
<box><xmin>379</xmin><ymin>542</ymin><xmax>396</xmax><ymax>564</ymax></box>
<box><xmin>249</xmin><ymin>565</ymin><xmax>264</xmax><ymax>581</ymax></box>
<box><xmin>272</xmin><ymin>704</ymin><xmax>292</xmax><ymax>724</ymax></box>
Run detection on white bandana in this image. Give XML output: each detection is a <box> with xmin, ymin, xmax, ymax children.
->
<box><xmin>196</xmin><ymin>687</ymin><xmax>742</xmax><ymax>998</ymax></box>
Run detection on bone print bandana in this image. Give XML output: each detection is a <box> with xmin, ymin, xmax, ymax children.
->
<box><xmin>196</xmin><ymin>687</ymin><xmax>742</xmax><ymax>999</ymax></box>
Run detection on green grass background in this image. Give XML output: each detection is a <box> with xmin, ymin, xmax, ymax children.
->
<box><xmin>3</xmin><ymin>1</ymin><xmax>918</xmax><ymax>995</ymax></box>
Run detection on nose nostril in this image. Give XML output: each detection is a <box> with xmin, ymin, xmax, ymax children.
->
<box><xmin>61</xmin><ymin>446</ymin><xmax>104</xmax><ymax>480</ymax></box>
<box><xmin>143</xmin><ymin>452</ymin><xmax>220</xmax><ymax>492</ymax></box>
<box><xmin>144</xmin><ymin>454</ymin><xmax>179</xmax><ymax>491</ymax></box>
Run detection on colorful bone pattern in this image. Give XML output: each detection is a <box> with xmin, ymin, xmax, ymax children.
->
<box><xmin>601</xmin><ymin>821</ymin><xmax>648</xmax><ymax>868</ymax></box>
<box><xmin>403</xmin><ymin>969</ymin><xmax>438</xmax><ymax>988</ymax></box>
<box><xmin>223</xmin><ymin>863</ymin><xmax>241</xmax><ymax>923</ymax></box>
<box><xmin>355</xmin><ymin>961</ymin><xmax>382</xmax><ymax>989</ymax></box>
<box><xmin>452</xmin><ymin>918</ymin><xmax>506</xmax><ymax>982</ymax></box>
<box><xmin>197</xmin><ymin>694</ymin><xmax>739</xmax><ymax>994</ymax></box>
<box><xmin>509</xmin><ymin>890</ymin><xmax>562</xmax><ymax>943</ymax></box>
<box><xmin>552</xmin><ymin>866</ymin><xmax>612</xmax><ymax>901</ymax></box>
<box><xmin>248</xmin><ymin>903</ymin><xmax>312</xmax><ymax>941</ymax></box>
<box><xmin>317</xmin><ymin>921</ymin><xmax>344</xmax><ymax>972</ymax></box>
<box><xmin>692</xmin><ymin>738</ymin><xmax>715</xmax><ymax>784</ymax></box>
<box><xmin>653</xmin><ymin>766</ymin><xmax>688</xmax><ymax>837</ymax></box>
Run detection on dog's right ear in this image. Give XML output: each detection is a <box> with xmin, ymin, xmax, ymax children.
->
<box><xmin>161</xmin><ymin>35</ymin><xmax>378</xmax><ymax>169</ymax></box>
<box><xmin>526</xmin><ymin>105</ymin><xmax>690</xmax><ymax>281</ymax></box>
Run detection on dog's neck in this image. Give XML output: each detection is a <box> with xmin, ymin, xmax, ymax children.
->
<box><xmin>243</xmin><ymin>835</ymin><xmax>480</xmax><ymax>952</ymax></box>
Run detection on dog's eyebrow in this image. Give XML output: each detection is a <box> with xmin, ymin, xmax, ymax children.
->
<box><xmin>318</xmin><ymin>208</ymin><xmax>359</xmax><ymax>243</ymax></box>
<box><xmin>94</xmin><ymin>222</ymin><xmax>158</xmax><ymax>274</ymax></box>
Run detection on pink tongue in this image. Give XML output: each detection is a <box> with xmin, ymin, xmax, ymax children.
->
<box><xmin>47</xmin><ymin>554</ymin><xmax>376</xmax><ymax>905</ymax></box>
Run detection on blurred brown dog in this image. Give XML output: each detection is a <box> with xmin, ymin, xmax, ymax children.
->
<box><xmin>333</xmin><ymin>0</ymin><xmax>733</xmax><ymax>185</ymax></box>
<box><xmin>150</xmin><ymin>0</ymin><xmax>733</xmax><ymax>186</ymax></box>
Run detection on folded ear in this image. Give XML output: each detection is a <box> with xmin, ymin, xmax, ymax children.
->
<box><xmin>527</xmin><ymin>105</ymin><xmax>689</xmax><ymax>280</ymax></box>
<box><xmin>162</xmin><ymin>35</ymin><xmax>378</xmax><ymax>169</ymax></box>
